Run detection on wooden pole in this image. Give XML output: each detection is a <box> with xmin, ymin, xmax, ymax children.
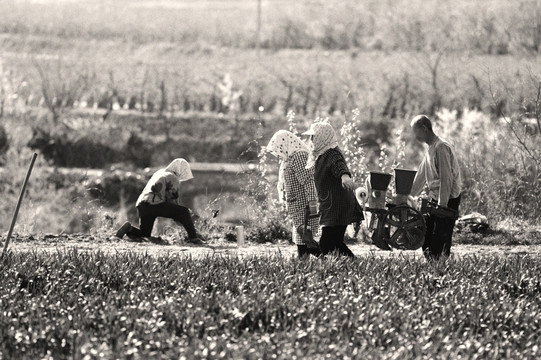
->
<box><xmin>256</xmin><ymin>0</ymin><xmax>262</xmax><ymax>56</ymax></box>
<box><xmin>1</xmin><ymin>153</ymin><xmax>38</xmax><ymax>258</ymax></box>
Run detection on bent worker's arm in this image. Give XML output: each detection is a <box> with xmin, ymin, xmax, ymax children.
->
<box><xmin>436</xmin><ymin>144</ymin><xmax>453</xmax><ymax>207</ymax></box>
<box><xmin>328</xmin><ymin>149</ymin><xmax>355</xmax><ymax>190</ymax></box>
<box><xmin>410</xmin><ymin>157</ymin><xmax>426</xmax><ymax>197</ymax></box>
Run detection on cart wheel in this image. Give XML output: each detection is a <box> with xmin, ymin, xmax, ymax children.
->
<box><xmin>381</xmin><ymin>205</ymin><xmax>426</xmax><ymax>250</ymax></box>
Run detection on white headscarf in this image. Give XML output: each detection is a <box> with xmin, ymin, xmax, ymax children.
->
<box><xmin>305</xmin><ymin>121</ymin><xmax>339</xmax><ymax>169</ymax></box>
<box><xmin>165</xmin><ymin>158</ymin><xmax>194</xmax><ymax>182</ymax></box>
<box><xmin>266</xmin><ymin>130</ymin><xmax>310</xmax><ymax>201</ymax></box>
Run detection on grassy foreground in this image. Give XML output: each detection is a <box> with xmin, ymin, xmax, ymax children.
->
<box><xmin>1</xmin><ymin>250</ymin><xmax>540</xmax><ymax>359</ymax></box>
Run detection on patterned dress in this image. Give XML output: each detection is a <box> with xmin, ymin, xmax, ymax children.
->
<box><xmin>284</xmin><ymin>151</ymin><xmax>320</xmax><ymax>245</ymax></box>
<box><xmin>267</xmin><ymin>130</ymin><xmax>320</xmax><ymax>246</ymax></box>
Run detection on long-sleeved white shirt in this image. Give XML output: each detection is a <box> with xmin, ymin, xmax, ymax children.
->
<box><xmin>410</xmin><ymin>136</ymin><xmax>462</xmax><ymax>206</ymax></box>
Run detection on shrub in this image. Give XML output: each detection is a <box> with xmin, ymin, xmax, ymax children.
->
<box><xmin>246</xmin><ymin>219</ymin><xmax>291</xmax><ymax>244</ymax></box>
<box><xmin>0</xmin><ymin>146</ymin><xmax>95</xmax><ymax>234</ymax></box>
<box><xmin>27</xmin><ymin>126</ymin><xmax>123</xmax><ymax>168</ymax></box>
<box><xmin>435</xmin><ymin>106</ymin><xmax>540</xmax><ymax>223</ymax></box>
<box><xmin>86</xmin><ymin>170</ymin><xmax>146</xmax><ymax>207</ymax></box>
<box><xmin>0</xmin><ymin>123</ymin><xmax>8</xmax><ymax>162</ymax></box>
<box><xmin>125</xmin><ymin>132</ymin><xmax>153</xmax><ymax>168</ymax></box>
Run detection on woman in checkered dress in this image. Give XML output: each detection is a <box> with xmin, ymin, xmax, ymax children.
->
<box><xmin>267</xmin><ymin>130</ymin><xmax>321</xmax><ymax>258</ymax></box>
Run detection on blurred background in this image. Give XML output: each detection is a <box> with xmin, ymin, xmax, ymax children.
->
<box><xmin>0</xmin><ymin>0</ymin><xmax>539</xmax><ymax>239</ymax></box>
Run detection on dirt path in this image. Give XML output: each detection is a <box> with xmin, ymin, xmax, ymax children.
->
<box><xmin>6</xmin><ymin>234</ymin><xmax>541</xmax><ymax>258</ymax></box>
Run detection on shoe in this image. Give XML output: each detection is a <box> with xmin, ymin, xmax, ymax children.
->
<box><xmin>298</xmin><ymin>245</ymin><xmax>322</xmax><ymax>258</ymax></box>
<box><xmin>186</xmin><ymin>237</ymin><xmax>205</xmax><ymax>245</ymax></box>
<box><xmin>303</xmin><ymin>230</ymin><xmax>320</xmax><ymax>250</ymax></box>
<box><xmin>115</xmin><ymin>222</ymin><xmax>132</xmax><ymax>238</ymax></box>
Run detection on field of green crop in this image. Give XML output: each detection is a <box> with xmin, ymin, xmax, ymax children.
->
<box><xmin>1</xmin><ymin>250</ymin><xmax>540</xmax><ymax>359</ymax></box>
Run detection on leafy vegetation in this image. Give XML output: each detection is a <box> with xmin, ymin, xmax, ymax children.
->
<box><xmin>1</xmin><ymin>250</ymin><xmax>540</xmax><ymax>359</ymax></box>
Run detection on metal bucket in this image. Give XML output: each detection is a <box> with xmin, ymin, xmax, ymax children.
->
<box><xmin>394</xmin><ymin>168</ymin><xmax>417</xmax><ymax>195</ymax></box>
<box><xmin>370</xmin><ymin>171</ymin><xmax>392</xmax><ymax>191</ymax></box>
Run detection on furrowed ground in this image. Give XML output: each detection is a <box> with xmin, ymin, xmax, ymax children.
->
<box><xmin>1</xmin><ymin>243</ymin><xmax>540</xmax><ymax>359</ymax></box>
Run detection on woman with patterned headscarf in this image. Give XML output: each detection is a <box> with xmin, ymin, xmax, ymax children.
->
<box><xmin>266</xmin><ymin>130</ymin><xmax>321</xmax><ymax>258</ymax></box>
<box><xmin>115</xmin><ymin>158</ymin><xmax>205</xmax><ymax>244</ymax></box>
<box><xmin>303</xmin><ymin>121</ymin><xmax>361</xmax><ymax>257</ymax></box>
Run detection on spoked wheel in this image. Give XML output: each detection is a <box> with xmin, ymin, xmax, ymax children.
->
<box><xmin>381</xmin><ymin>205</ymin><xmax>426</xmax><ymax>250</ymax></box>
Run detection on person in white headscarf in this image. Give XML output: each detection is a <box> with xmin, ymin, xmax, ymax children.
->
<box><xmin>266</xmin><ymin>130</ymin><xmax>321</xmax><ymax>258</ymax></box>
<box><xmin>115</xmin><ymin>158</ymin><xmax>204</xmax><ymax>244</ymax></box>
<box><xmin>303</xmin><ymin>121</ymin><xmax>363</xmax><ymax>257</ymax></box>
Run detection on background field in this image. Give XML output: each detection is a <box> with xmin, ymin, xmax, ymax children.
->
<box><xmin>0</xmin><ymin>0</ymin><xmax>540</xmax><ymax>238</ymax></box>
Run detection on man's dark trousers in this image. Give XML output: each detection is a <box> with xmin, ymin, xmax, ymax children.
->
<box><xmin>423</xmin><ymin>195</ymin><xmax>461</xmax><ymax>260</ymax></box>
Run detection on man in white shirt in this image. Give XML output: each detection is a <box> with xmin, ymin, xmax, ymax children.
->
<box><xmin>410</xmin><ymin>115</ymin><xmax>462</xmax><ymax>259</ymax></box>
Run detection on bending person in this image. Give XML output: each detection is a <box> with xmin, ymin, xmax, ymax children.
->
<box><xmin>115</xmin><ymin>158</ymin><xmax>205</xmax><ymax>244</ymax></box>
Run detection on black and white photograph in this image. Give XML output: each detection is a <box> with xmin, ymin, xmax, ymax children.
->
<box><xmin>1</xmin><ymin>0</ymin><xmax>540</xmax><ymax>358</ymax></box>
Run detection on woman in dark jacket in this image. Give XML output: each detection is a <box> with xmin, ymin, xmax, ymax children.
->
<box><xmin>303</xmin><ymin>121</ymin><xmax>360</xmax><ymax>257</ymax></box>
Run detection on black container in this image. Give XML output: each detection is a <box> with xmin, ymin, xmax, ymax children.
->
<box><xmin>394</xmin><ymin>168</ymin><xmax>417</xmax><ymax>195</ymax></box>
<box><xmin>370</xmin><ymin>171</ymin><xmax>392</xmax><ymax>191</ymax></box>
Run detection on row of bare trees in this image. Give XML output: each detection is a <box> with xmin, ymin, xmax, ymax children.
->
<box><xmin>2</xmin><ymin>55</ymin><xmax>540</xmax><ymax>143</ymax></box>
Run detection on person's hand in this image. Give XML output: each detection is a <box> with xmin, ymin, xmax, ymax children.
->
<box><xmin>407</xmin><ymin>195</ymin><xmax>418</xmax><ymax>209</ymax></box>
<box><xmin>341</xmin><ymin>174</ymin><xmax>355</xmax><ymax>191</ymax></box>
